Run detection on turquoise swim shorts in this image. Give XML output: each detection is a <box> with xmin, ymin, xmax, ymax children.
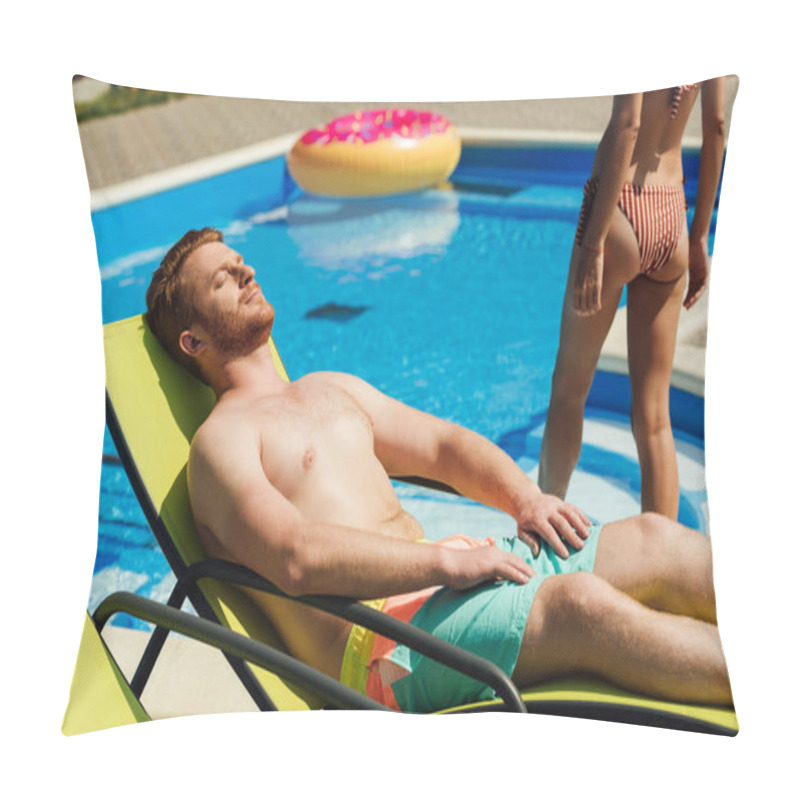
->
<box><xmin>388</xmin><ymin>525</ymin><xmax>603</xmax><ymax>713</ymax></box>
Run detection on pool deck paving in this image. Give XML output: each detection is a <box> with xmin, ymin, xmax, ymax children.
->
<box><xmin>72</xmin><ymin>76</ymin><xmax>726</xmax><ymax>723</ymax></box>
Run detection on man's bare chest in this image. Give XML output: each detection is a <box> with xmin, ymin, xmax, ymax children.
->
<box><xmin>253</xmin><ymin>381</ymin><xmax>375</xmax><ymax>490</ymax></box>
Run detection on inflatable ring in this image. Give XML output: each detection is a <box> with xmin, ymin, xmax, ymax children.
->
<box><xmin>287</xmin><ymin>109</ymin><xmax>461</xmax><ymax>198</ymax></box>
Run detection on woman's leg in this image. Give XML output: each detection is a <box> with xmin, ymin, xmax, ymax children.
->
<box><xmin>626</xmin><ymin>252</ymin><xmax>688</xmax><ymax>518</ymax></box>
<box><xmin>538</xmin><ymin>210</ymin><xmax>639</xmax><ymax>498</ymax></box>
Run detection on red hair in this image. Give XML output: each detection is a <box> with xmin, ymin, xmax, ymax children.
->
<box><xmin>145</xmin><ymin>227</ymin><xmax>223</xmax><ymax>382</ymax></box>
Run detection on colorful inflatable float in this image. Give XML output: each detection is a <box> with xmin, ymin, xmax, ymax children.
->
<box><xmin>287</xmin><ymin>109</ymin><xmax>461</xmax><ymax>198</ymax></box>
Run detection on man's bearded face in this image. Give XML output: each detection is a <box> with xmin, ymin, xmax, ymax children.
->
<box><xmin>196</xmin><ymin>291</ymin><xmax>274</xmax><ymax>358</ymax></box>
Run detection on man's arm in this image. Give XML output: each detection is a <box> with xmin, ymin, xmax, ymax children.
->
<box><xmin>330</xmin><ymin>373</ymin><xmax>591</xmax><ymax>558</ymax></box>
<box><xmin>187</xmin><ymin>417</ymin><xmax>535</xmax><ymax>599</ymax></box>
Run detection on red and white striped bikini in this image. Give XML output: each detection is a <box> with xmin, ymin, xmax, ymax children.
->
<box><xmin>575</xmin><ymin>85</ymin><xmax>696</xmax><ymax>275</ymax></box>
<box><xmin>575</xmin><ymin>177</ymin><xmax>688</xmax><ymax>275</ymax></box>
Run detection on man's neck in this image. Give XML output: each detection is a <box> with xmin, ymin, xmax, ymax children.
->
<box><xmin>210</xmin><ymin>340</ymin><xmax>288</xmax><ymax>400</ymax></box>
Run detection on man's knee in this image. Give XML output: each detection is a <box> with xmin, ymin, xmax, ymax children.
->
<box><xmin>633</xmin><ymin>511</ymin><xmax>711</xmax><ymax>581</ymax></box>
<box><xmin>636</xmin><ymin>512</ymin><xmax>701</xmax><ymax>566</ymax></box>
<box><xmin>595</xmin><ymin>513</ymin><xmax>711</xmax><ymax>610</ymax></box>
<box><xmin>636</xmin><ymin>511</ymin><xmax>674</xmax><ymax>541</ymax></box>
<box><xmin>599</xmin><ymin>512</ymin><xmax>674</xmax><ymax>557</ymax></box>
<box><xmin>608</xmin><ymin>512</ymin><xmax>681</xmax><ymax>577</ymax></box>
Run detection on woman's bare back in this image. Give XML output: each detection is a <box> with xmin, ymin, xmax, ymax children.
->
<box><xmin>594</xmin><ymin>86</ymin><xmax>699</xmax><ymax>185</ymax></box>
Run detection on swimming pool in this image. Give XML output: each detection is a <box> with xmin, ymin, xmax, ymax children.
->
<box><xmin>91</xmin><ymin>142</ymin><xmax>717</xmax><ymax>625</ymax></box>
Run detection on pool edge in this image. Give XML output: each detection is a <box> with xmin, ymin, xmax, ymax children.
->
<box><xmin>90</xmin><ymin>128</ymin><xmax>704</xmax><ymax>212</ymax></box>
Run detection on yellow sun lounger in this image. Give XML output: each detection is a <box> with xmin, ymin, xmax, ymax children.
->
<box><xmin>62</xmin><ymin>612</ymin><xmax>150</xmax><ymax>735</ymax></box>
<box><xmin>63</xmin><ymin>592</ymin><xmax>388</xmax><ymax>735</ymax></box>
<box><xmin>75</xmin><ymin>314</ymin><xmax>738</xmax><ymax>734</ymax></box>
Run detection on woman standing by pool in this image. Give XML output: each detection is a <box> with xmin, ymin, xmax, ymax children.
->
<box><xmin>538</xmin><ymin>79</ymin><xmax>727</xmax><ymax>519</ymax></box>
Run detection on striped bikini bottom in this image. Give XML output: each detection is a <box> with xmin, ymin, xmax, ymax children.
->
<box><xmin>575</xmin><ymin>176</ymin><xmax>688</xmax><ymax>275</ymax></box>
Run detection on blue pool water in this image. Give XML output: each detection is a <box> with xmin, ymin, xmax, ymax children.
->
<box><xmin>91</xmin><ymin>144</ymin><xmax>718</xmax><ymax>626</ymax></box>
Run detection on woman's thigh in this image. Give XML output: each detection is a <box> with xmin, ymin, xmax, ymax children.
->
<box><xmin>551</xmin><ymin>209</ymin><xmax>640</xmax><ymax>392</ymax></box>
<box><xmin>626</xmin><ymin>263</ymin><xmax>687</xmax><ymax>410</ymax></box>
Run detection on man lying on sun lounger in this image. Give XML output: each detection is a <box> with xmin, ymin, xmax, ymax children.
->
<box><xmin>145</xmin><ymin>227</ymin><xmax>733</xmax><ymax>713</ymax></box>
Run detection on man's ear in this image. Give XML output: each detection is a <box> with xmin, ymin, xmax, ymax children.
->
<box><xmin>179</xmin><ymin>329</ymin><xmax>206</xmax><ymax>357</ymax></box>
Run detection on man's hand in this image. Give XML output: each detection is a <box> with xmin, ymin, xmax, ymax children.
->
<box><xmin>441</xmin><ymin>545</ymin><xmax>536</xmax><ymax>591</ymax></box>
<box><xmin>516</xmin><ymin>493</ymin><xmax>592</xmax><ymax>559</ymax></box>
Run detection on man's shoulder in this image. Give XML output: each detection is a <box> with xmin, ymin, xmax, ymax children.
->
<box><xmin>300</xmin><ymin>369</ymin><xmax>354</xmax><ymax>384</ymax></box>
<box><xmin>302</xmin><ymin>370</ymin><xmax>375</xmax><ymax>393</ymax></box>
<box><xmin>190</xmin><ymin>404</ymin><xmax>257</xmax><ymax>464</ymax></box>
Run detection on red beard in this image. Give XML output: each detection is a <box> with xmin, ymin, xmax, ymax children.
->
<box><xmin>199</xmin><ymin>299</ymin><xmax>275</xmax><ymax>358</ymax></box>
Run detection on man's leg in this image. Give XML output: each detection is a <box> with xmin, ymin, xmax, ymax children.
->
<box><xmin>592</xmin><ymin>513</ymin><xmax>718</xmax><ymax>623</ymax></box>
<box><xmin>511</xmin><ymin>572</ymin><xmax>732</xmax><ymax>705</ymax></box>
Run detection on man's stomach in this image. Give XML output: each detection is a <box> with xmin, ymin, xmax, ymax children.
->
<box><xmin>253</xmin><ymin>503</ymin><xmax>427</xmax><ymax>678</ymax></box>
<box><xmin>200</xmin><ymin>501</ymin><xmax>426</xmax><ymax>679</ymax></box>
<box><xmin>288</xmin><ymin>470</ymin><xmax>425</xmax><ymax>542</ymax></box>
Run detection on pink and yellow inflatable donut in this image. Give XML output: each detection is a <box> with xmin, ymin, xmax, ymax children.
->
<box><xmin>287</xmin><ymin>109</ymin><xmax>461</xmax><ymax>198</ymax></box>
